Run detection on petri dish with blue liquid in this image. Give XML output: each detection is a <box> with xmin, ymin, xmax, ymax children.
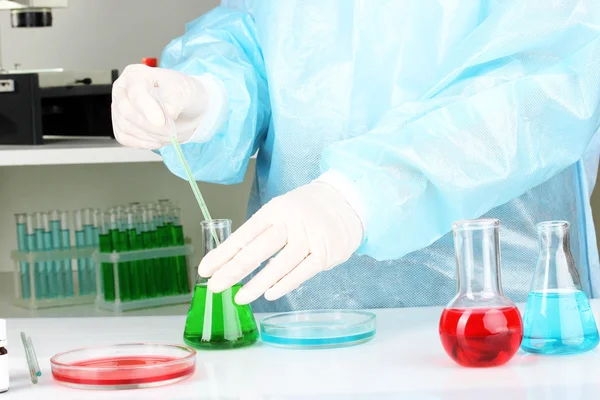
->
<box><xmin>260</xmin><ymin>310</ymin><xmax>376</xmax><ymax>349</ymax></box>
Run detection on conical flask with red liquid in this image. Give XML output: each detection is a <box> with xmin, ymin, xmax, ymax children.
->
<box><xmin>439</xmin><ymin>219</ymin><xmax>523</xmax><ymax>367</ymax></box>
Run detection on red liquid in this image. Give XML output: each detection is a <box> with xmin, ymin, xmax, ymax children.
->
<box><xmin>439</xmin><ymin>306</ymin><xmax>523</xmax><ymax>367</ymax></box>
<box><xmin>52</xmin><ymin>356</ymin><xmax>195</xmax><ymax>387</ymax></box>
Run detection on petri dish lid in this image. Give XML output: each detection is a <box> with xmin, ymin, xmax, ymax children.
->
<box><xmin>260</xmin><ymin>310</ymin><xmax>376</xmax><ymax>349</ymax></box>
<box><xmin>50</xmin><ymin>343</ymin><xmax>196</xmax><ymax>390</ymax></box>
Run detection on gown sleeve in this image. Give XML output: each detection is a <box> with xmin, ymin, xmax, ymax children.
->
<box><xmin>320</xmin><ymin>1</ymin><xmax>600</xmax><ymax>260</ymax></box>
<box><xmin>157</xmin><ymin>6</ymin><xmax>270</xmax><ymax>184</ymax></box>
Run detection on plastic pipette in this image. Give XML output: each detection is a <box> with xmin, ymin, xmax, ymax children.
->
<box><xmin>153</xmin><ymin>91</ymin><xmax>220</xmax><ymax>246</ymax></box>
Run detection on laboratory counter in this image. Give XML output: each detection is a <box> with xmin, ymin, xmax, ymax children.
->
<box><xmin>4</xmin><ymin>302</ymin><xmax>600</xmax><ymax>400</ymax></box>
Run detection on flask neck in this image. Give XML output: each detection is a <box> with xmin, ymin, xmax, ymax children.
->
<box><xmin>534</xmin><ymin>222</ymin><xmax>581</xmax><ymax>291</ymax></box>
<box><xmin>197</xmin><ymin>219</ymin><xmax>232</xmax><ymax>285</ymax></box>
<box><xmin>454</xmin><ymin>221</ymin><xmax>502</xmax><ymax>297</ymax></box>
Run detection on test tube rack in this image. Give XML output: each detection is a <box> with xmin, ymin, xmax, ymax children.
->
<box><xmin>94</xmin><ymin>244</ymin><xmax>195</xmax><ymax>313</ymax></box>
<box><xmin>11</xmin><ymin>247</ymin><xmax>97</xmax><ymax>310</ymax></box>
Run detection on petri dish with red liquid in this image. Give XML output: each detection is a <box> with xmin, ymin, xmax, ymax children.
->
<box><xmin>439</xmin><ymin>219</ymin><xmax>523</xmax><ymax>368</ymax></box>
<box><xmin>51</xmin><ymin>343</ymin><xmax>196</xmax><ymax>390</ymax></box>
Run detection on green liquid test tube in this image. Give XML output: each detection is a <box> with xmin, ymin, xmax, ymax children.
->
<box><xmin>15</xmin><ymin>213</ymin><xmax>30</xmax><ymax>300</ymax></box>
<box><xmin>98</xmin><ymin>212</ymin><xmax>115</xmax><ymax>302</ymax></box>
<box><xmin>109</xmin><ymin>211</ymin><xmax>131</xmax><ymax>301</ymax></box>
<box><xmin>126</xmin><ymin>211</ymin><xmax>144</xmax><ymax>300</ymax></box>
<box><xmin>167</xmin><ymin>207</ymin><xmax>189</xmax><ymax>294</ymax></box>
<box><xmin>60</xmin><ymin>211</ymin><xmax>74</xmax><ymax>297</ymax></box>
<box><xmin>49</xmin><ymin>210</ymin><xmax>64</xmax><ymax>297</ymax></box>
<box><xmin>142</xmin><ymin>208</ymin><xmax>159</xmax><ymax>298</ymax></box>
<box><xmin>154</xmin><ymin>208</ymin><xmax>171</xmax><ymax>295</ymax></box>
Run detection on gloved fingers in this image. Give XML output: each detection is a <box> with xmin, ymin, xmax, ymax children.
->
<box><xmin>234</xmin><ymin>244</ymin><xmax>308</xmax><ymax>304</ymax></box>
<box><xmin>112</xmin><ymin>111</ymin><xmax>163</xmax><ymax>150</ymax></box>
<box><xmin>126</xmin><ymin>79</ymin><xmax>167</xmax><ymax>127</ymax></box>
<box><xmin>207</xmin><ymin>224</ymin><xmax>287</xmax><ymax>293</ymax></box>
<box><xmin>264</xmin><ymin>254</ymin><xmax>323</xmax><ymax>301</ymax></box>
<box><xmin>198</xmin><ymin>208</ymin><xmax>273</xmax><ymax>277</ymax></box>
<box><xmin>113</xmin><ymin>130</ymin><xmax>163</xmax><ymax>150</ymax></box>
<box><xmin>112</xmin><ymin>107</ymin><xmax>169</xmax><ymax>144</ymax></box>
<box><xmin>112</xmin><ymin>109</ymin><xmax>165</xmax><ymax>148</ymax></box>
<box><xmin>115</xmin><ymin>92</ymin><xmax>169</xmax><ymax>138</ymax></box>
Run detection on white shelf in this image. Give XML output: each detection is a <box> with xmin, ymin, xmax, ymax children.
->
<box><xmin>0</xmin><ymin>137</ymin><xmax>162</xmax><ymax>166</ymax></box>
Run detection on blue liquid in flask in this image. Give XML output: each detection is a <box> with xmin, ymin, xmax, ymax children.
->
<box><xmin>522</xmin><ymin>289</ymin><xmax>599</xmax><ymax>355</ymax></box>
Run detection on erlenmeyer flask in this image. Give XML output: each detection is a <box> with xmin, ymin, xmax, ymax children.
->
<box><xmin>521</xmin><ymin>221</ymin><xmax>599</xmax><ymax>355</ymax></box>
<box><xmin>439</xmin><ymin>219</ymin><xmax>523</xmax><ymax>367</ymax></box>
<box><xmin>183</xmin><ymin>219</ymin><xmax>259</xmax><ymax>349</ymax></box>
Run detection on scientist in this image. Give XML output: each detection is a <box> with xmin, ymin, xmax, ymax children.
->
<box><xmin>112</xmin><ymin>0</ymin><xmax>600</xmax><ymax>312</ymax></box>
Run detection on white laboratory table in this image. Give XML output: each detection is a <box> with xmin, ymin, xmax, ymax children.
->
<box><xmin>3</xmin><ymin>302</ymin><xmax>600</xmax><ymax>400</ymax></box>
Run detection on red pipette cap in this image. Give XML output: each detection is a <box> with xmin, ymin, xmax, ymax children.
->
<box><xmin>142</xmin><ymin>58</ymin><xmax>158</xmax><ymax>67</ymax></box>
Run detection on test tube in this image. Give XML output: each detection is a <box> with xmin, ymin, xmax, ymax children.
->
<box><xmin>109</xmin><ymin>210</ymin><xmax>131</xmax><ymax>301</ymax></box>
<box><xmin>42</xmin><ymin>213</ymin><xmax>58</xmax><ymax>298</ymax></box>
<box><xmin>154</xmin><ymin>207</ymin><xmax>170</xmax><ymax>295</ymax></box>
<box><xmin>168</xmin><ymin>208</ymin><xmax>189</xmax><ymax>294</ymax></box>
<box><xmin>99</xmin><ymin>212</ymin><xmax>115</xmax><ymax>301</ymax></box>
<box><xmin>142</xmin><ymin>208</ymin><xmax>158</xmax><ymax>297</ymax></box>
<box><xmin>26</xmin><ymin>215</ymin><xmax>39</xmax><ymax>299</ymax></box>
<box><xmin>49</xmin><ymin>210</ymin><xmax>64</xmax><ymax>297</ymax></box>
<box><xmin>126</xmin><ymin>211</ymin><xmax>143</xmax><ymax>300</ymax></box>
<box><xmin>60</xmin><ymin>211</ymin><xmax>74</xmax><ymax>297</ymax></box>
<box><xmin>74</xmin><ymin>210</ymin><xmax>87</xmax><ymax>295</ymax></box>
<box><xmin>15</xmin><ymin>214</ymin><xmax>30</xmax><ymax>299</ymax></box>
<box><xmin>82</xmin><ymin>209</ymin><xmax>96</xmax><ymax>294</ymax></box>
<box><xmin>32</xmin><ymin>212</ymin><xmax>48</xmax><ymax>299</ymax></box>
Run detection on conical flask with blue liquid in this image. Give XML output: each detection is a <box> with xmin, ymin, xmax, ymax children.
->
<box><xmin>521</xmin><ymin>221</ymin><xmax>599</xmax><ymax>355</ymax></box>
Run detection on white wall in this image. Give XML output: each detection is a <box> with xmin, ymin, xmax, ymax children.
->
<box><xmin>0</xmin><ymin>0</ymin><xmax>257</xmax><ymax>274</ymax></box>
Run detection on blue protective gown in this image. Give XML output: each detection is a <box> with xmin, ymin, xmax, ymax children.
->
<box><xmin>159</xmin><ymin>0</ymin><xmax>600</xmax><ymax>312</ymax></box>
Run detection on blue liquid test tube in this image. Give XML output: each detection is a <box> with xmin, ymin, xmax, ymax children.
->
<box><xmin>60</xmin><ymin>211</ymin><xmax>74</xmax><ymax>297</ymax></box>
<box><xmin>25</xmin><ymin>215</ymin><xmax>39</xmax><ymax>299</ymax></box>
<box><xmin>32</xmin><ymin>212</ymin><xmax>48</xmax><ymax>299</ymax></box>
<box><xmin>74</xmin><ymin>210</ymin><xmax>87</xmax><ymax>295</ymax></box>
<box><xmin>15</xmin><ymin>213</ymin><xmax>30</xmax><ymax>299</ymax></box>
<box><xmin>42</xmin><ymin>213</ymin><xmax>58</xmax><ymax>298</ymax></box>
<box><xmin>49</xmin><ymin>210</ymin><xmax>65</xmax><ymax>297</ymax></box>
<box><xmin>83</xmin><ymin>208</ymin><xmax>97</xmax><ymax>294</ymax></box>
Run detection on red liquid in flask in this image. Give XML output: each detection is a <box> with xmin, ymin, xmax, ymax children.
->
<box><xmin>439</xmin><ymin>306</ymin><xmax>523</xmax><ymax>367</ymax></box>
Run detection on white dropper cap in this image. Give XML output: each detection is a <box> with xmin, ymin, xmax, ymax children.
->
<box><xmin>0</xmin><ymin>319</ymin><xmax>5</xmax><ymax>346</ymax></box>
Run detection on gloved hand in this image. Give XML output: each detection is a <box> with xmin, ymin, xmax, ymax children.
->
<box><xmin>112</xmin><ymin>64</ymin><xmax>227</xmax><ymax>149</ymax></box>
<box><xmin>198</xmin><ymin>180</ymin><xmax>364</xmax><ymax>304</ymax></box>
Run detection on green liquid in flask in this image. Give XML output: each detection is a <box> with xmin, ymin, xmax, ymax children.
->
<box><xmin>183</xmin><ymin>281</ymin><xmax>259</xmax><ymax>349</ymax></box>
<box><xmin>183</xmin><ymin>219</ymin><xmax>258</xmax><ymax>350</ymax></box>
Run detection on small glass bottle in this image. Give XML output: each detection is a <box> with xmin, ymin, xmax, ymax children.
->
<box><xmin>439</xmin><ymin>219</ymin><xmax>523</xmax><ymax>367</ymax></box>
<box><xmin>521</xmin><ymin>221</ymin><xmax>599</xmax><ymax>355</ymax></box>
<box><xmin>0</xmin><ymin>319</ymin><xmax>8</xmax><ymax>393</ymax></box>
<box><xmin>183</xmin><ymin>219</ymin><xmax>259</xmax><ymax>349</ymax></box>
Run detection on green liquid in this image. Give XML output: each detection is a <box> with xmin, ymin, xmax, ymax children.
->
<box><xmin>99</xmin><ymin>233</ymin><xmax>115</xmax><ymax>301</ymax></box>
<box><xmin>183</xmin><ymin>282</ymin><xmax>259</xmax><ymax>349</ymax></box>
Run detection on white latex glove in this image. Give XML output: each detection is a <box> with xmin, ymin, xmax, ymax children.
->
<box><xmin>198</xmin><ymin>178</ymin><xmax>364</xmax><ymax>304</ymax></box>
<box><xmin>111</xmin><ymin>64</ymin><xmax>227</xmax><ymax>149</ymax></box>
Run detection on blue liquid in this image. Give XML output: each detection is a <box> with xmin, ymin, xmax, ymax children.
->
<box><xmin>61</xmin><ymin>230</ymin><xmax>74</xmax><ymax>297</ymax></box>
<box><xmin>43</xmin><ymin>231</ymin><xmax>57</xmax><ymax>298</ymax></box>
<box><xmin>16</xmin><ymin>223</ymin><xmax>30</xmax><ymax>299</ymax></box>
<box><xmin>50</xmin><ymin>220</ymin><xmax>64</xmax><ymax>297</ymax></box>
<box><xmin>83</xmin><ymin>225</ymin><xmax>97</xmax><ymax>294</ymax></box>
<box><xmin>34</xmin><ymin>229</ymin><xmax>48</xmax><ymax>298</ymax></box>
<box><xmin>522</xmin><ymin>290</ymin><xmax>599</xmax><ymax>355</ymax></box>
<box><xmin>75</xmin><ymin>230</ymin><xmax>87</xmax><ymax>295</ymax></box>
